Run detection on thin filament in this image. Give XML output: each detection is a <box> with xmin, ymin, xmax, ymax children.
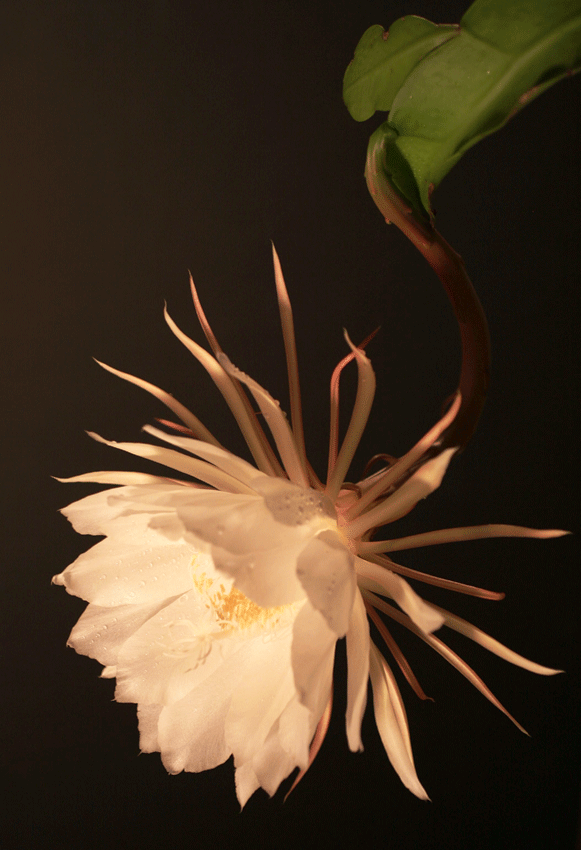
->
<box><xmin>272</xmin><ymin>244</ymin><xmax>310</xmax><ymax>483</ymax></box>
<box><xmin>189</xmin><ymin>277</ymin><xmax>286</xmax><ymax>478</ymax></box>
<box><xmin>95</xmin><ymin>360</ymin><xmax>222</xmax><ymax>447</ymax></box>
<box><xmin>164</xmin><ymin>306</ymin><xmax>283</xmax><ymax>477</ymax></box>
<box><xmin>346</xmin><ymin>392</ymin><xmax>461</xmax><ymax>522</ymax></box>
<box><xmin>358</xmin><ymin>524</ymin><xmax>569</xmax><ymax>554</ymax></box>
<box><xmin>365</xmin><ymin>600</ymin><xmax>432</xmax><ymax>700</ymax></box>
<box><xmin>327</xmin><ymin>327</ymin><xmax>380</xmax><ymax>484</ymax></box>
<box><xmin>362</xmin><ymin>590</ymin><xmax>528</xmax><ymax>734</ymax></box>
<box><xmin>218</xmin><ymin>353</ymin><xmax>310</xmax><ymax>488</ymax></box>
<box><xmin>326</xmin><ymin>332</ymin><xmax>376</xmax><ymax>503</ymax></box>
<box><xmin>365</xmin><ymin>552</ymin><xmax>505</xmax><ymax>601</ymax></box>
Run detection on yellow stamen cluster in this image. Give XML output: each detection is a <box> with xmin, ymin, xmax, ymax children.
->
<box><xmin>193</xmin><ymin>563</ymin><xmax>290</xmax><ymax>632</ymax></box>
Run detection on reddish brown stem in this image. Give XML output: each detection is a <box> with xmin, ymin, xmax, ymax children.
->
<box><xmin>365</xmin><ymin>133</ymin><xmax>490</xmax><ymax>454</ymax></box>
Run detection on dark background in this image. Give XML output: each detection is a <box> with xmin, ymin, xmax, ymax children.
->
<box><xmin>1</xmin><ymin>1</ymin><xmax>579</xmax><ymax>848</ymax></box>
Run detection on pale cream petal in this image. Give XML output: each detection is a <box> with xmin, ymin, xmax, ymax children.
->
<box><xmin>422</xmin><ymin>631</ymin><xmax>529</xmax><ymax>733</ymax></box>
<box><xmin>137</xmin><ymin>703</ymin><xmax>162</xmax><ymax>752</ymax></box>
<box><xmin>59</xmin><ymin>483</ymin><xmax>190</xmax><ymax>536</ymax></box>
<box><xmin>277</xmin><ymin>695</ymin><xmax>313</xmax><ymax>770</ymax></box>
<box><xmin>250</xmin><ymin>475</ymin><xmax>336</xmax><ymax>533</ymax></box>
<box><xmin>68</xmin><ymin>598</ymin><xmax>176</xmax><ymax>666</ymax></box>
<box><xmin>106</xmin><ymin>484</ymin><xmax>212</xmax><ymax>512</ymax></box>
<box><xmin>235</xmin><ymin>762</ymin><xmax>261</xmax><ymax>808</ymax></box>
<box><xmin>251</xmin><ymin>723</ymin><xmax>297</xmax><ymax>797</ymax></box>
<box><xmin>271</xmin><ymin>244</ymin><xmax>309</xmax><ymax>480</ymax></box>
<box><xmin>291</xmin><ymin>601</ymin><xmax>336</xmax><ymax>716</ymax></box>
<box><xmin>295</xmin><ymin>530</ymin><xmax>356</xmax><ymax>636</ymax></box>
<box><xmin>356</xmin><ymin>556</ymin><xmax>444</xmax><ymax>633</ymax></box>
<box><xmin>175</xmin><ymin>492</ymin><xmax>290</xmax><ymax>554</ymax></box>
<box><xmin>210</xmin><ymin>541</ymin><xmax>307</xmax><ymax>607</ymax></box>
<box><xmin>345</xmin><ymin>589</ymin><xmax>370</xmax><ymax>752</ymax></box>
<box><xmin>357</xmin><ymin>552</ymin><xmax>505</xmax><ymax>601</ymax></box>
<box><xmin>375</xmin><ymin>645</ymin><xmax>415</xmax><ymax>765</ymax></box>
<box><xmin>114</xmin><ymin>589</ymin><xmax>239</xmax><ymax>706</ymax></box>
<box><xmin>57</xmin><ymin>518</ymin><xmax>200</xmax><ymax>606</ymax></box>
<box><xmin>164</xmin><ymin>306</ymin><xmax>280</xmax><ymax>477</ymax></box>
<box><xmin>225</xmin><ymin>629</ymin><xmax>295</xmax><ymax>766</ymax></box>
<box><xmin>283</xmin><ymin>693</ymin><xmax>333</xmax><ymax>800</ymax></box>
<box><xmin>173</xmin><ymin>482</ymin><xmax>333</xmax><ymax>607</ymax></box>
<box><xmin>369</xmin><ymin>642</ymin><xmax>429</xmax><ymax>800</ymax></box>
<box><xmin>155</xmin><ymin>657</ymin><xmax>244</xmax><ymax>774</ymax></box>
<box><xmin>59</xmin><ymin>487</ymin><xmax>138</xmax><ymax>537</ymax></box>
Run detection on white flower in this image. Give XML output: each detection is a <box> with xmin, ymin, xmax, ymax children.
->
<box><xmin>54</xmin><ymin>246</ymin><xmax>565</xmax><ymax>805</ymax></box>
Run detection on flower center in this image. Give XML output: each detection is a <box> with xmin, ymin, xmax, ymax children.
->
<box><xmin>192</xmin><ymin>565</ymin><xmax>292</xmax><ymax>632</ymax></box>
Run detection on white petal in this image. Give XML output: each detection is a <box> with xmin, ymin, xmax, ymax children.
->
<box><xmin>235</xmin><ymin>762</ymin><xmax>261</xmax><ymax>808</ymax></box>
<box><xmin>277</xmin><ymin>695</ymin><xmax>313</xmax><ymax>770</ymax></box>
<box><xmin>173</xmin><ymin>481</ymin><xmax>334</xmax><ymax>607</ymax></box>
<box><xmin>225</xmin><ymin>630</ymin><xmax>295</xmax><ymax>766</ymax></box>
<box><xmin>68</xmin><ymin>598</ymin><xmax>175</xmax><ymax>666</ymax></box>
<box><xmin>175</xmin><ymin>492</ymin><xmax>285</xmax><ymax>552</ymax></box>
<box><xmin>291</xmin><ymin>601</ymin><xmax>336</xmax><ymax>716</ymax></box>
<box><xmin>356</xmin><ymin>557</ymin><xmax>444</xmax><ymax>634</ymax></box>
<box><xmin>369</xmin><ymin>642</ymin><xmax>429</xmax><ymax>800</ymax></box>
<box><xmin>114</xmin><ymin>588</ymin><xmax>238</xmax><ymax>706</ymax></box>
<box><xmin>295</xmin><ymin>530</ymin><xmax>356</xmax><ymax>636</ymax></box>
<box><xmin>210</xmin><ymin>540</ymin><xmax>306</xmax><ymax>607</ymax></box>
<box><xmin>250</xmin><ymin>723</ymin><xmax>297</xmax><ymax>797</ymax></box>
<box><xmin>59</xmin><ymin>487</ymin><xmax>138</xmax><ymax>537</ymax></box>
<box><xmin>345</xmin><ymin>589</ymin><xmax>370</xmax><ymax>752</ymax></box>
<box><xmin>251</xmin><ymin>475</ymin><xmax>336</xmax><ymax>532</ymax></box>
<box><xmin>155</xmin><ymin>652</ymin><xmax>247</xmax><ymax>774</ymax></box>
<box><xmin>137</xmin><ymin>703</ymin><xmax>162</xmax><ymax>752</ymax></box>
<box><xmin>57</xmin><ymin>517</ymin><xmax>200</xmax><ymax>607</ymax></box>
<box><xmin>59</xmin><ymin>483</ymin><xmax>190</xmax><ymax>536</ymax></box>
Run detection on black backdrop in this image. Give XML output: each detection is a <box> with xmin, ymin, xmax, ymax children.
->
<box><xmin>2</xmin><ymin>2</ymin><xmax>580</xmax><ymax>848</ymax></box>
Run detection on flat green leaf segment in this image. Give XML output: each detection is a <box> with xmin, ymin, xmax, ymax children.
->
<box><xmin>344</xmin><ymin>0</ymin><xmax>581</xmax><ymax>222</ymax></box>
<box><xmin>343</xmin><ymin>18</ymin><xmax>459</xmax><ymax>121</ymax></box>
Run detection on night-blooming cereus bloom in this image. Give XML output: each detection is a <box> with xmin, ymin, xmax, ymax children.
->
<box><xmin>54</xmin><ymin>247</ymin><xmax>565</xmax><ymax>805</ymax></box>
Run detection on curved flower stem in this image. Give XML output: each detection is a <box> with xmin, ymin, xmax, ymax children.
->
<box><xmin>365</xmin><ymin>131</ymin><xmax>490</xmax><ymax>454</ymax></box>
